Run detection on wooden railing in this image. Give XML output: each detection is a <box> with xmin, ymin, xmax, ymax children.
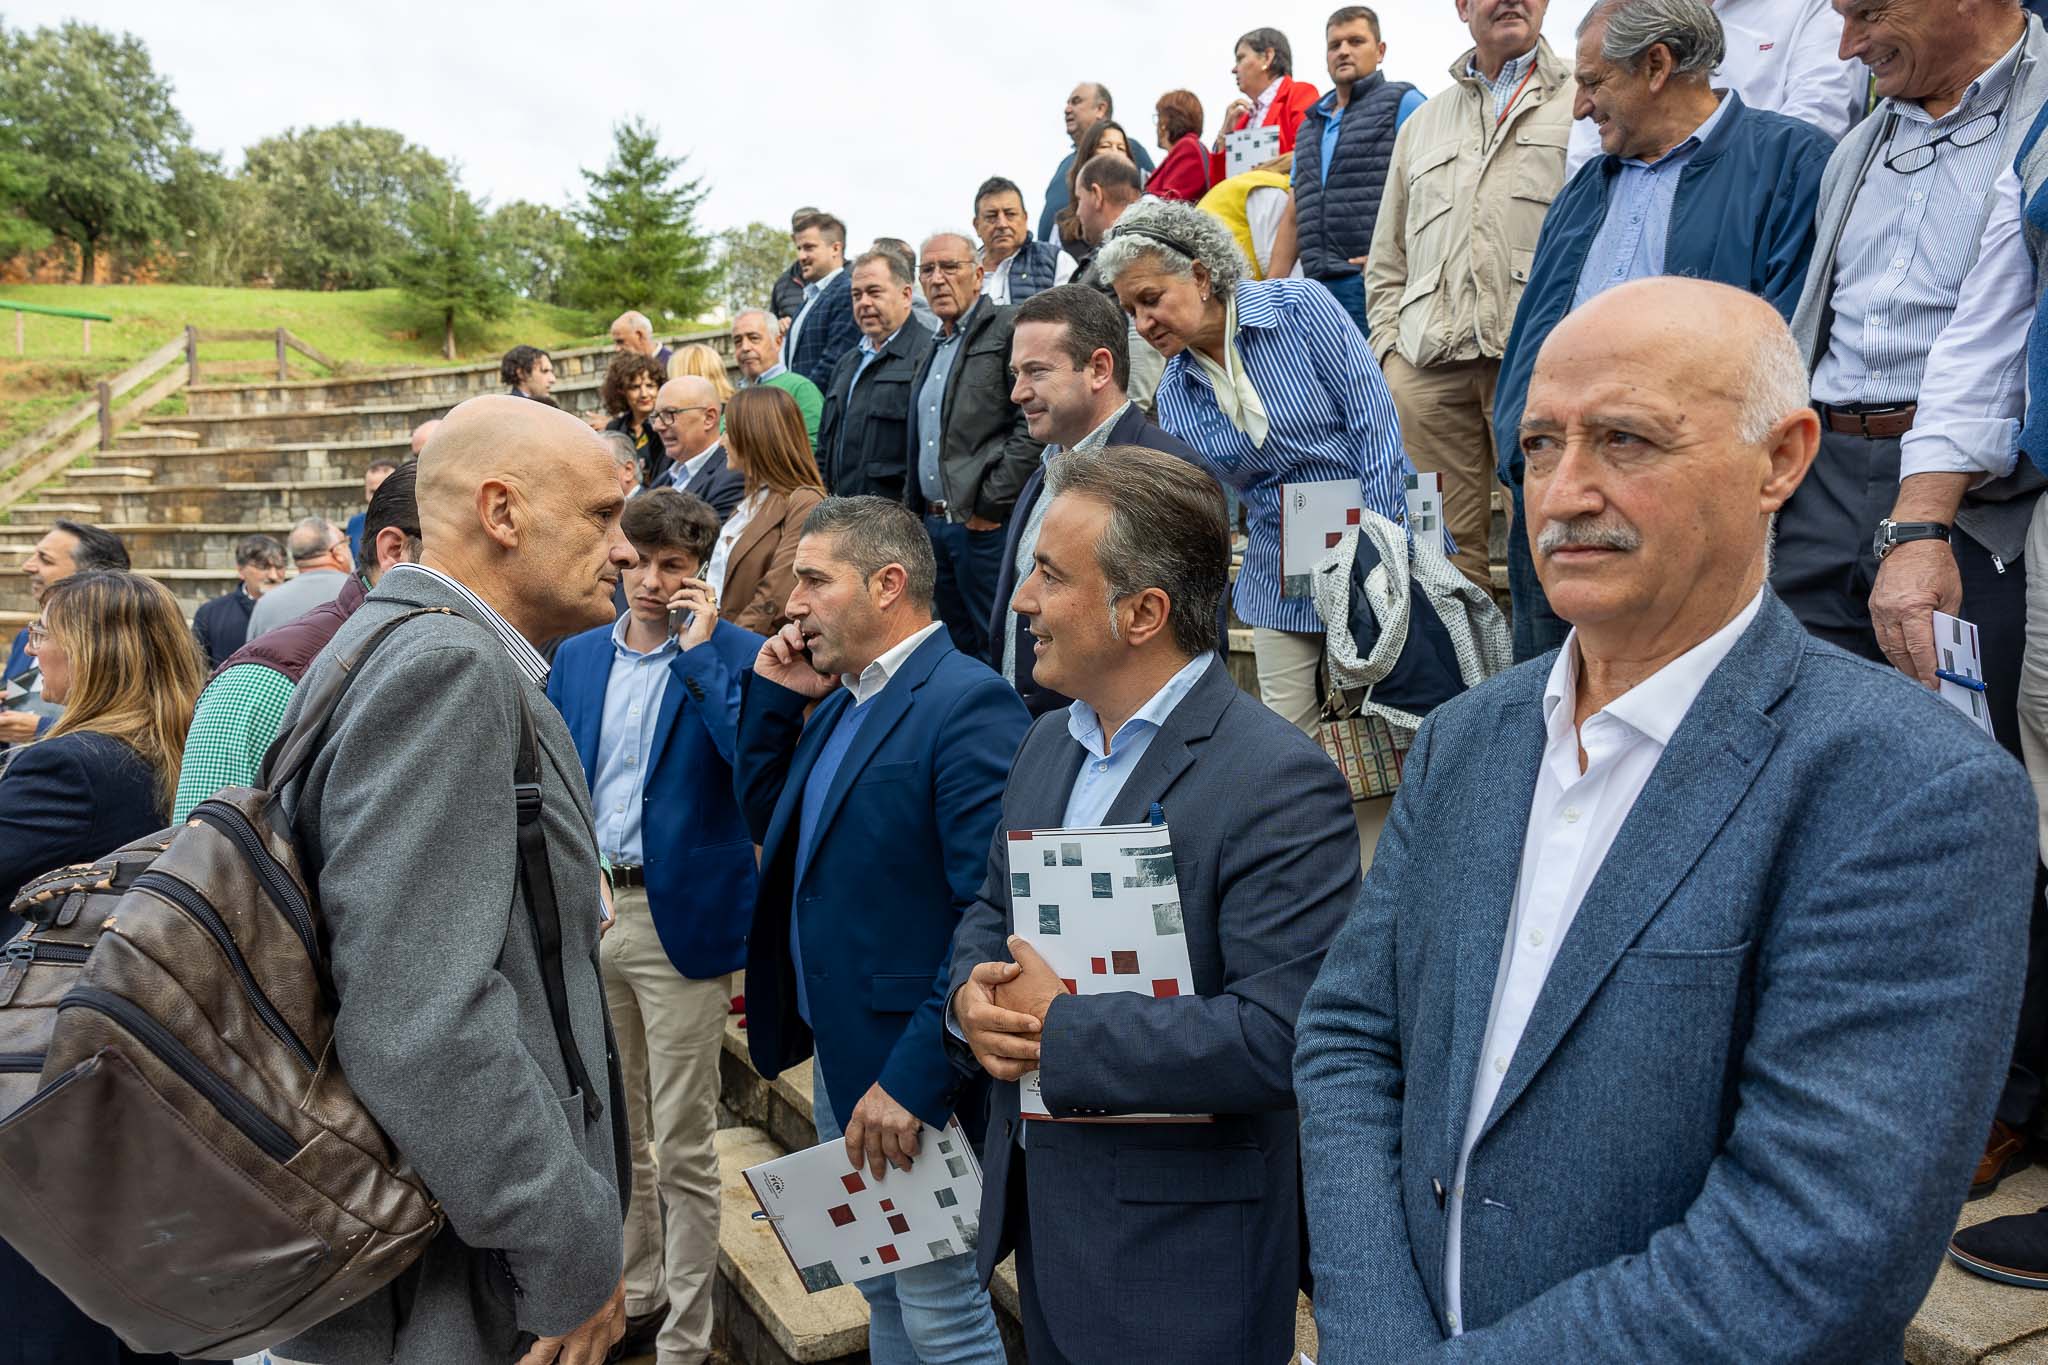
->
<box><xmin>184</xmin><ymin>326</ymin><xmax>341</xmax><ymax>383</ymax></box>
<box><xmin>0</xmin><ymin>332</ymin><xmax>189</xmax><ymax>509</ymax></box>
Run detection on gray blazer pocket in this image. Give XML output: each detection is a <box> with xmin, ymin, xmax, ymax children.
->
<box><xmin>869</xmin><ymin>974</ymin><xmax>932</xmax><ymax>1013</ymax></box>
<box><xmin>1611</xmin><ymin>941</ymin><xmax>1752</xmax><ymax>987</ymax></box>
<box><xmin>1113</xmin><ymin>1147</ymin><xmax>1263</xmax><ymax>1204</ymax></box>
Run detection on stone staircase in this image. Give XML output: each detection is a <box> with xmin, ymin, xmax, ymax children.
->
<box><xmin>0</xmin><ymin>332</ymin><xmax>733</xmax><ymax>625</ymax></box>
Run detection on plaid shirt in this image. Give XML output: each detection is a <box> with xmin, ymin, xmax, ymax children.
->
<box><xmin>1470</xmin><ymin>46</ymin><xmax>1539</xmax><ymax>124</ymax></box>
<box><xmin>172</xmin><ymin>663</ymin><xmax>297</xmax><ymax>822</ymax></box>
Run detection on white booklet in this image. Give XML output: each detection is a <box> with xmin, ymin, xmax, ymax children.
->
<box><xmin>1225</xmin><ymin>123</ymin><xmax>1281</xmax><ymax>178</ymax></box>
<box><xmin>1006</xmin><ymin>819</ymin><xmax>1204</xmax><ymax>1122</ymax></box>
<box><xmin>742</xmin><ymin>1119</ymin><xmax>983</xmax><ymax>1291</ymax></box>
<box><xmin>1281</xmin><ymin>478</ymin><xmax>1363</xmax><ymax>598</ymax></box>
<box><xmin>1933</xmin><ymin>610</ymin><xmax>1996</xmax><ymax>737</ymax></box>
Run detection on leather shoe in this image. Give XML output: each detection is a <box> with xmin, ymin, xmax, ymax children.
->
<box><xmin>606</xmin><ymin>1302</ymin><xmax>668</xmax><ymax>1361</ymax></box>
<box><xmin>1950</xmin><ymin>1207</ymin><xmax>2048</xmax><ymax>1289</ymax></box>
<box><xmin>1973</xmin><ymin>1119</ymin><xmax>2029</xmax><ymax>1199</ymax></box>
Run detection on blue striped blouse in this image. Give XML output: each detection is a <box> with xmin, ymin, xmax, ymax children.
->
<box><xmin>1153</xmin><ymin>277</ymin><xmax>1420</xmax><ymax>633</ymax></box>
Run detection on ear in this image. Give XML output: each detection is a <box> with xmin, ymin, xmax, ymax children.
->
<box><xmin>372</xmin><ymin>525</ymin><xmax>410</xmax><ymax>575</ymax></box>
<box><xmin>1119</xmin><ymin>587</ymin><xmax>1175</xmax><ymax>650</ymax></box>
<box><xmin>1089</xmin><ymin>346</ymin><xmax>1117</xmax><ymax>389</ymax></box>
<box><xmin>1644</xmin><ymin>42</ymin><xmax>1675</xmax><ymax>92</ymax></box>
<box><xmin>476</xmin><ymin>477</ymin><xmax>521</xmax><ymax>551</ymax></box>
<box><xmin>869</xmin><ymin>562</ymin><xmax>910</xmax><ymax>612</ymax></box>
<box><xmin>1758</xmin><ymin>408</ymin><xmax>1821</xmax><ymax>515</ymax></box>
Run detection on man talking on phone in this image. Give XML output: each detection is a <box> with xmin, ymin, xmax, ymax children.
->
<box><xmin>545</xmin><ymin>487</ymin><xmax>764</xmax><ymax>1365</ymax></box>
<box><xmin>732</xmin><ymin>495</ymin><xmax>1029</xmax><ymax>1365</ymax></box>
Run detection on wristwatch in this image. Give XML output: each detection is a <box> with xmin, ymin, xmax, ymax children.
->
<box><xmin>1872</xmin><ymin>518</ymin><xmax>1951</xmax><ymax>562</ymax></box>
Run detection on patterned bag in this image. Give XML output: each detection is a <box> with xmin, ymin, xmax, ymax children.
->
<box><xmin>1316</xmin><ymin>682</ymin><xmax>1413</xmax><ymax>801</ymax></box>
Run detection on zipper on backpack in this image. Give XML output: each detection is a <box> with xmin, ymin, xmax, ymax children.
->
<box><xmin>0</xmin><ymin>1051</ymin><xmax>44</xmax><ymax>1073</ymax></box>
<box><xmin>0</xmin><ymin>939</ymin><xmax>89</xmax><ymax>1007</ymax></box>
<box><xmin>58</xmin><ymin>987</ymin><xmax>299</xmax><ymax>1163</ymax></box>
<box><xmin>130</xmin><ymin>870</ymin><xmax>316</xmax><ymax>1072</ymax></box>
<box><xmin>187</xmin><ymin>802</ymin><xmax>320</xmax><ymax>964</ymax></box>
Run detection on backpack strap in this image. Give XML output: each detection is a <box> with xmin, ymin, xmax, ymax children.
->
<box><xmin>258</xmin><ymin>607</ymin><xmax>458</xmax><ymax>791</ymax></box>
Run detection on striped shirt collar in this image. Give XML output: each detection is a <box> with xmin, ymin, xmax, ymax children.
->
<box><xmin>382</xmin><ymin>562</ymin><xmax>550</xmax><ymax>687</ymax></box>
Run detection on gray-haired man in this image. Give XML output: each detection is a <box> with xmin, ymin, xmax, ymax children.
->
<box><xmin>246</xmin><ymin>517</ymin><xmax>355</xmax><ymax>643</ymax></box>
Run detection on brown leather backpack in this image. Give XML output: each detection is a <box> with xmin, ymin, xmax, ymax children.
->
<box><xmin>0</xmin><ymin>606</ymin><xmax>594</xmax><ymax>1358</ymax></box>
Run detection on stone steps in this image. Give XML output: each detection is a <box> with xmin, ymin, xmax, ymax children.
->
<box><xmin>81</xmin><ymin>479</ymin><xmax>362</xmax><ymax>528</ymax></box>
<box><xmin>108</xmin><ymin>438</ymin><xmax>414</xmax><ymax>485</ymax></box>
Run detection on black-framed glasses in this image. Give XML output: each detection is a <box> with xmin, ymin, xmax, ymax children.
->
<box><xmin>1883</xmin><ymin>88</ymin><xmax>2009</xmax><ymax>174</ymax></box>
<box><xmin>650</xmin><ymin>405</ymin><xmax>709</xmax><ymax>428</ymax></box>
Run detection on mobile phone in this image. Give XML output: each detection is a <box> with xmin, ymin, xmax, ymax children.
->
<box><xmin>668</xmin><ymin>607</ymin><xmax>690</xmax><ymax>637</ymax></box>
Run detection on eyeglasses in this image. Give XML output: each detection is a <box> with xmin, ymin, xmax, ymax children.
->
<box><xmin>650</xmin><ymin>405</ymin><xmax>710</xmax><ymax>428</ymax></box>
<box><xmin>918</xmin><ymin>260</ymin><xmax>974</xmax><ymax>278</ymax></box>
<box><xmin>25</xmin><ymin>623</ymin><xmax>48</xmax><ymax>648</ymax></box>
<box><xmin>1883</xmin><ymin>89</ymin><xmax>2009</xmax><ymax>175</ymax></box>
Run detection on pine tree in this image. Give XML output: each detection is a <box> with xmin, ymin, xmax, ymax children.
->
<box><xmin>394</xmin><ymin>183</ymin><xmax>509</xmax><ymax>360</ymax></box>
<box><xmin>565</xmin><ymin>118</ymin><xmax>717</xmax><ymax>324</ymax></box>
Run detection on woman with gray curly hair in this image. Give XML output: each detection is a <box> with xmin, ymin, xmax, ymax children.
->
<box><xmin>1095</xmin><ymin>196</ymin><xmax>1421</xmax><ymax>733</ymax></box>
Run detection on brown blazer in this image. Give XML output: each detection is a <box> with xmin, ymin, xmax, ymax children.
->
<box><xmin>720</xmin><ymin>485</ymin><xmax>824</xmax><ymax>636</ymax></box>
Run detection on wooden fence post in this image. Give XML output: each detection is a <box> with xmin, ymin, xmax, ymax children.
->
<box><xmin>13</xmin><ymin>311</ymin><xmax>21</xmax><ymax>355</ymax></box>
<box><xmin>275</xmin><ymin>327</ymin><xmax>287</xmax><ymax>382</ymax></box>
<box><xmin>96</xmin><ymin>381</ymin><xmax>112</xmax><ymax>451</ymax></box>
<box><xmin>186</xmin><ymin>325</ymin><xmax>199</xmax><ymax>385</ymax></box>
<box><xmin>81</xmin><ymin>319</ymin><xmax>90</xmax><ymax>355</ymax></box>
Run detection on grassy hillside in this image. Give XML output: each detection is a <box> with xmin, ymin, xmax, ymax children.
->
<box><xmin>0</xmin><ymin>284</ymin><xmax>603</xmax><ymax>455</ymax></box>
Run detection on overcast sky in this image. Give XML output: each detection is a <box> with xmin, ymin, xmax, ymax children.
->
<box><xmin>18</xmin><ymin>1</ymin><xmax>1609</xmax><ymax>245</ymax></box>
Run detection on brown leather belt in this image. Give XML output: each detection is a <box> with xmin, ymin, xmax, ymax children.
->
<box><xmin>610</xmin><ymin>865</ymin><xmax>645</xmax><ymax>890</ymax></box>
<box><xmin>1817</xmin><ymin>402</ymin><xmax>1917</xmax><ymax>440</ymax></box>
<box><xmin>921</xmin><ymin>499</ymin><xmax>949</xmax><ymax>518</ymax></box>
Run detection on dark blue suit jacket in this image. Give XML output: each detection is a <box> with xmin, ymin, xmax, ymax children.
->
<box><xmin>674</xmin><ymin>444</ymin><xmax>746</xmax><ymax>522</ymax></box>
<box><xmin>989</xmin><ymin>403</ymin><xmax>1208</xmax><ymax>715</ymax></box>
<box><xmin>945</xmin><ymin>656</ymin><xmax>1358</xmax><ymax>1361</ymax></box>
<box><xmin>1295</xmin><ymin>594</ymin><xmax>2035</xmax><ymax>1361</ymax></box>
<box><xmin>546</xmin><ymin>619</ymin><xmax>763</xmax><ymax>979</ymax></box>
<box><xmin>787</xmin><ymin>273</ymin><xmax>861</xmax><ymax>391</ymax></box>
<box><xmin>734</xmin><ymin>628</ymin><xmax>1030</xmax><ymax>1127</ymax></box>
<box><xmin>0</xmin><ymin>731</ymin><xmax>165</xmax><ymax>935</ymax></box>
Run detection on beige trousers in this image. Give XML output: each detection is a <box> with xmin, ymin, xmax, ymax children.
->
<box><xmin>1383</xmin><ymin>352</ymin><xmax>1502</xmax><ymax>590</ymax></box>
<box><xmin>1251</xmin><ymin>627</ymin><xmax>1324</xmax><ymax>734</ymax></box>
<box><xmin>2019</xmin><ymin>495</ymin><xmax>2048</xmax><ymax>869</ymax></box>
<box><xmin>602</xmin><ymin>888</ymin><xmax>731</xmax><ymax>1364</ymax></box>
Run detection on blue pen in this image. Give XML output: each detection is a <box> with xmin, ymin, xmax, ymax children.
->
<box><xmin>1149</xmin><ymin>802</ymin><xmax>1165</xmax><ymax>826</ymax></box>
<box><xmin>1936</xmin><ymin>668</ymin><xmax>1987</xmax><ymax>693</ymax></box>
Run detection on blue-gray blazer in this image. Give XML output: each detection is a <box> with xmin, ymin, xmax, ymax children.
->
<box><xmin>1295</xmin><ymin>591</ymin><xmax>2036</xmax><ymax>1362</ymax></box>
<box><xmin>947</xmin><ymin>658</ymin><xmax>1359</xmax><ymax>1362</ymax></box>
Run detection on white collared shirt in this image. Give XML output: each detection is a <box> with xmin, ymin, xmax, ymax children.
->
<box><xmin>785</xmin><ymin>264</ymin><xmax>845</xmax><ymax>363</ymax></box>
<box><xmin>1442</xmin><ymin>590</ymin><xmax>1763</xmax><ymax>1335</ymax></box>
<box><xmin>981</xmin><ymin>248</ymin><xmax>1079</xmax><ymax>305</ymax></box>
<box><xmin>843</xmin><ymin>620</ymin><xmax>944</xmax><ymax>704</ymax></box>
<box><xmin>705</xmin><ymin>488</ymin><xmax>767</xmax><ymax>596</ymax></box>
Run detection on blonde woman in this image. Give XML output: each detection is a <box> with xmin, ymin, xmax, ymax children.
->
<box><xmin>667</xmin><ymin>341</ymin><xmax>736</xmax><ymax>404</ymax></box>
<box><xmin>708</xmin><ymin>385</ymin><xmax>826</xmax><ymax>635</ymax></box>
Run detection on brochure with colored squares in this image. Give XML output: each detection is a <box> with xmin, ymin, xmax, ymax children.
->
<box><xmin>1006</xmin><ymin>820</ymin><xmax>1205</xmax><ymax>1123</ymax></box>
<box><xmin>743</xmin><ymin>1118</ymin><xmax>984</xmax><ymax>1292</ymax></box>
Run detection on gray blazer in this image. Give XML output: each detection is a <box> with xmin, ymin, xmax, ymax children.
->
<box><xmin>1295</xmin><ymin>593</ymin><xmax>2036</xmax><ymax>1361</ymax></box>
<box><xmin>946</xmin><ymin>658</ymin><xmax>1358</xmax><ymax>1362</ymax></box>
<box><xmin>275</xmin><ymin>570</ymin><xmax>627</xmax><ymax>1364</ymax></box>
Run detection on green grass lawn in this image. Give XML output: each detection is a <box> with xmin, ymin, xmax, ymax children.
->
<box><xmin>0</xmin><ymin>283</ymin><xmax>603</xmax><ymax>463</ymax></box>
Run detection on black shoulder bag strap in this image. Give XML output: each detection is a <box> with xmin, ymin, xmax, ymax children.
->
<box><xmin>261</xmin><ymin>604</ymin><xmax>601</xmax><ymax>1124</ymax></box>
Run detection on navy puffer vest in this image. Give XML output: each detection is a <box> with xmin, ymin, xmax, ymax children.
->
<box><xmin>1005</xmin><ymin>239</ymin><xmax>1061</xmax><ymax>302</ymax></box>
<box><xmin>1294</xmin><ymin>73</ymin><xmax>1417</xmax><ymax>280</ymax></box>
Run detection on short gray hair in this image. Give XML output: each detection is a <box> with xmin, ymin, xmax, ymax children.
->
<box><xmin>599</xmin><ymin>430</ymin><xmax>640</xmax><ymax>471</ymax></box>
<box><xmin>286</xmin><ymin>517</ymin><xmax>342</xmax><ymax>563</ymax></box>
<box><xmin>1093</xmin><ymin>198</ymin><xmax>1249</xmax><ymax>302</ymax></box>
<box><xmin>732</xmin><ymin>308</ymin><xmax>775</xmax><ymax>333</ymax></box>
<box><xmin>851</xmin><ymin>247</ymin><xmax>913</xmax><ymax>288</ymax></box>
<box><xmin>1736</xmin><ymin>318</ymin><xmax>1810</xmax><ymax>446</ymax></box>
<box><xmin>921</xmin><ymin>229</ymin><xmax>979</xmax><ymax>261</ymax></box>
<box><xmin>801</xmin><ymin>495</ymin><xmax>937</xmax><ymax>608</ymax></box>
<box><xmin>1044</xmin><ymin>444</ymin><xmax>1229</xmax><ymax>655</ymax></box>
<box><xmin>1579</xmin><ymin>0</ymin><xmax>1725</xmax><ymax>77</ymax></box>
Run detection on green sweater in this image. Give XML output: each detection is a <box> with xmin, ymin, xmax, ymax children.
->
<box><xmin>761</xmin><ymin>369</ymin><xmax>824</xmax><ymax>451</ymax></box>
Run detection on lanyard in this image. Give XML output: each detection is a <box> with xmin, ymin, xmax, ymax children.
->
<box><xmin>1496</xmin><ymin>60</ymin><xmax>1539</xmax><ymax>128</ymax></box>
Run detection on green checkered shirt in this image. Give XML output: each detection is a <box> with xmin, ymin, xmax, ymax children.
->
<box><xmin>172</xmin><ymin>663</ymin><xmax>298</xmax><ymax>822</ymax></box>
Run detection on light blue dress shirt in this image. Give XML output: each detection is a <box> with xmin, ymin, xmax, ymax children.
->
<box><xmin>917</xmin><ymin>311</ymin><xmax>972</xmax><ymax>503</ymax></box>
<box><xmin>1571</xmin><ymin>93</ymin><xmax>1733</xmax><ymax>308</ymax></box>
<box><xmin>746</xmin><ymin>361</ymin><xmax>788</xmax><ymax>385</ymax></box>
<box><xmin>1060</xmin><ymin>653</ymin><xmax>1215</xmax><ymax>827</ymax></box>
<box><xmin>589</xmin><ymin>614</ymin><xmax>679</xmax><ymax>866</ymax></box>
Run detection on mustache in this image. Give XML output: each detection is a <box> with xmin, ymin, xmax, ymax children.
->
<box><xmin>1536</xmin><ymin>515</ymin><xmax>1642</xmax><ymax>557</ymax></box>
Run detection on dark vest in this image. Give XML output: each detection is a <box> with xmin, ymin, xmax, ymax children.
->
<box><xmin>211</xmin><ymin>573</ymin><xmax>367</xmax><ymax>686</ymax></box>
<box><xmin>1294</xmin><ymin>74</ymin><xmax>1416</xmax><ymax>280</ymax></box>
<box><xmin>1005</xmin><ymin>239</ymin><xmax>1061</xmax><ymax>302</ymax></box>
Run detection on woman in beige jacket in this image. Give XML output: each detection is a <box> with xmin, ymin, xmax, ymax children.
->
<box><xmin>707</xmin><ymin>385</ymin><xmax>826</xmax><ymax>636</ymax></box>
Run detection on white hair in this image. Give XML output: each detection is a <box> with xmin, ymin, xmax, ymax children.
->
<box><xmin>1093</xmin><ymin>198</ymin><xmax>1249</xmax><ymax>300</ymax></box>
<box><xmin>1578</xmin><ymin>0</ymin><xmax>1726</xmax><ymax>76</ymax></box>
<box><xmin>732</xmin><ymin>308</ymin><xmax>775</xmax><ymax>332</ymax></box>
<box><xmin>613</xmin><ymin>310</ymin><xmax>653</xmax><ymax>335</ymax></box>
<box><xmin>1736</xmin><ymin>321</ymin><xmax>1810</xmax><ymax>446</ymax></box>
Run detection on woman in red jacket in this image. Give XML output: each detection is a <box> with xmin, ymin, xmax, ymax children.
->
<box><xmin>1149</xmin><ymin>90</ymin><xmax>1211</xmax><ymax>203</ymax></box>
<box><xmin>1207</xmin><ymin>25</ymin><xmax>1320</xmax><ymax>185</ymax></box>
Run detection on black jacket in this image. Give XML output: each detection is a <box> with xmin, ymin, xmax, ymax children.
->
<box><xmin>818</xmin><ymin>323</ymin><xmax>934</xmax><ymax>502</ymax></box>
<box><xmin>671</xmin><ymin>443</ymin><xmax>747</xmax><ymax>521</ymax></box>
<box><xmin>900</xmin><ymin>300</ymin><xmax>1038</xmax><ymax>524</ymax></box>
<box><xmin>0</xmin><ymin>731</ymin><xmax>163</xmax><ymax>933</ymax></box>
<box><xmin>990</xmin><ymin>403</ymin><xmax>1209</xmax><ymax>716</ymax></box>
<box><xmin>192</xmin><ymin>586</ymin><xmax>257</xmax><ymax>670</ymax></box>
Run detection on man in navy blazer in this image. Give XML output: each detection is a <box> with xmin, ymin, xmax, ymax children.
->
<box><xmin>949</xmin><ymin>445</ymin><xmax>1358</xmax><ymax>1363</ymax></box>
<box><xmin>786</xmin><ymin>211</ymin><xmax>862</xmax><ymax>390</ymax></box>
<box><xmin>546</xmin><ymin>488</ymin><xmax>761</xmax><ymax>1364</ymax></box>
<box><xmin>994</xmin><ymin>285</ymin><xmax>1206</xmax><ymax>715</ymax></box>
<box><xmin>1295</xmin><ymin>279</ymin><xmax>2036</xmax><ymax>1361</ymax></box>
<box><xmin>734</xmin><ymin>495</ymin><xmax>1028</xmax><ymax>1364</ymax></box>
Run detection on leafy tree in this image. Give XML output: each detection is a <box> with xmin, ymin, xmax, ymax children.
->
<box><xmin>0</xmin><ymin>20</ymin><xmax>193</xmax><ymax>281</ymax></box>
<box><xmin>565</xmin><ymin>118</ymin><xmax>716</xmax><ymax>323</ymax></box>
<box><xmin>240</xmin><ymin>123</ymin><xmax>452</xmax><ymax>289</ymax></box>
<box><xmin>490</xmin><ymin>199</ymin><xmax>578</xmax><ymax>304</ymax></box>
<box><xmin>718</xmin><ymin>221</ymin><xmax>793</xmax><ymax>318</ymax></box>
<box><xmin>0</xmin><ymin>149</ymin><xmax>51</xmax><ymax>264</ymax></box>
<box><xmin>395</xmin><ymin>183</ymin><xmax>509</xmax><ymax>360</ymax></box>
<box><xmin>165</xmin><ymin>159</ymin><xmax>274</xmax><ymax>286</ymax></box>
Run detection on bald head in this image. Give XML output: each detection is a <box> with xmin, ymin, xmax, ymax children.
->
<box><xmin>655</xmin><ymin>374</ymin><xmax>722</xmax><ymax>460</ymax></box>
<box><xmin>410</xmin><ymin>419</ymin><xmax>441</xmax><ymax>457</ymax></box>
<box><xmin>610</xmin><ymin>311</ymin><xmax>657</xmax><ymax>356</ymax></box>
<box><xmin>1520</xmin><ymin>277</ymin><xmax>1817</xmax><ymax>661</ymax></box>
<box><xmin>415</xmin><ymin>395</ymin><xmax>633</xmax><ymax>641</ymax></box>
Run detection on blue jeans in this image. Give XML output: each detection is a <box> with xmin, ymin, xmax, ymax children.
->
<box><xmin>1314</xmin><ymin>271</ymin><xmax>1370</xmax><ymax>339</ymax></box>
<box><xmin>1505</xmin><ymin>476</ymin><xmax>1568</xmax><ymax>663</ymax></box>
<box><xmin>810</xmin><ymin>1066</ymin><xmax>1006</xmax><ymax>1365</ymax></box>
<box><xmin>924</xmin><ymin>515</ymin><xmax>1008</xmax><ymax>664</ymax></box>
